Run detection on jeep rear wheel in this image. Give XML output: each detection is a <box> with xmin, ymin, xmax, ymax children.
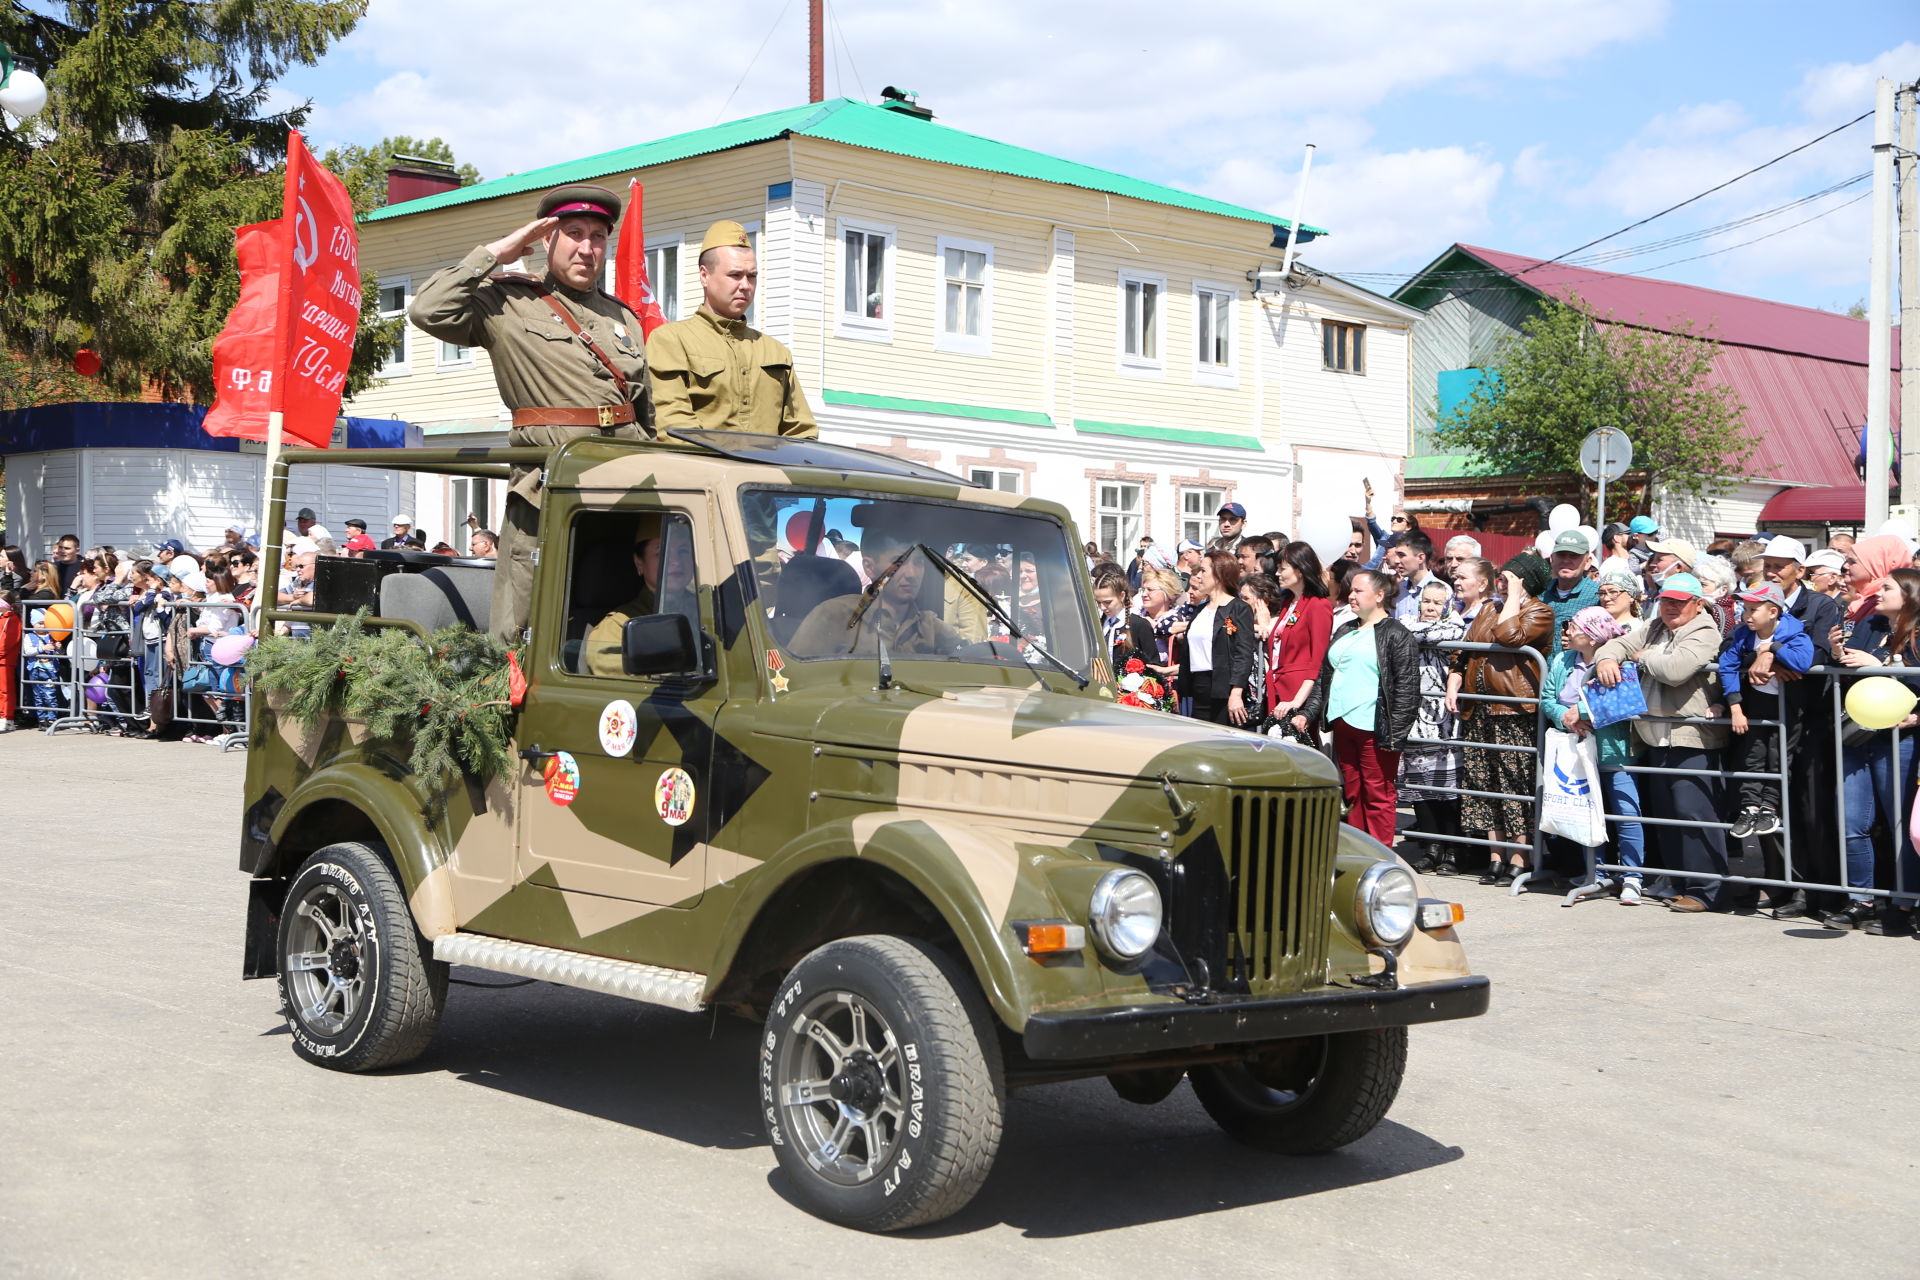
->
<box><xmin>276</xmin><ymin>842</ymin><xmax>447</xmax><ymax>1072</ymax></box>
<box><xmin>761</xmin><ymin>936</ymin><xmax>1004</xmax><ymax>1232</ymax></box>
<box><xmin>1189</xmin><ymin>1027</ymin><xmax>1406</xmax><ymax>1154</ymax></box>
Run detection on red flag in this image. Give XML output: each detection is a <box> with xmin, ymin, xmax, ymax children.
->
<box><xmin>205</xmin><ymin>130</ymin><xmax>361</xmax><ymax>448</ymax></box>
<box><xmin>613</xmin><ymin>178</ymin><xmax>669</xmax><ymax>339</ymax></box>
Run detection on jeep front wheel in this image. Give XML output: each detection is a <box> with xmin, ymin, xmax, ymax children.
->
<box><xmin>1189</xmin><ymin>1027</ymin><xmax>1406</xmax><ymax>1154</ymax></box>
<box><xmin>761</xmin><ymin>936</ymin><xmax>1004</xmax><ymax>1232</ymax></box>
<box><xmin>276</xmin><ymin>841</ymin><xmax>447</xmax><ymax>1072</ymax></box>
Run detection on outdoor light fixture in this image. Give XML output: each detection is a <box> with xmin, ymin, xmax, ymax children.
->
<box><xmin>0</xmin><ymin>43</ymin><xmax>49</xmax><ymax>119</ymax></box>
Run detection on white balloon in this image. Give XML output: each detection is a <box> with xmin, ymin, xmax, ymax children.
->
<box><xmin>1298</xmin><ymin>509</ymin><xmax>1357</xmax><ymax>567</ymax></box>
<box><xmin>1879</xmin><ymin>517</ymin><xmax>1917</xmax><ymax>542</ymax></box>
<box><xmin>1548</xmin><ymin>503</ymin><xmax>1580</xmax><ymax>532</ymax></box>
<box><xmin>1534</xmin><ymin>530</ymin><xmax>1558</xmax><ymax>557</ymax></box>
<box><xmin>0</xmin><ymin>69</ymin><xmax>47</xmax><ymax>118</ymax></box>
<box><xmin>1575</xmin><ymin>525</ymin><xmax>1600</xmax><ymax>554</ymax></box>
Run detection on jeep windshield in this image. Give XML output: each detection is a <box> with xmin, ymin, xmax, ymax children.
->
<box><xmin>742</xmin><ymin>488</ymin><xmax>1098</xmax><ymax>682</ymax></box>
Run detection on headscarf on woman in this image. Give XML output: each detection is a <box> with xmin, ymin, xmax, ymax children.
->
<box><xmin>1847</xmin><ymin>533</ymin><xmax>1912</xmax><ymax>621</ymax></box>
<box><xmin>1500</xmin><ymin>551</ymin><xmax>1551</xmax><ymax>600</ymax></box>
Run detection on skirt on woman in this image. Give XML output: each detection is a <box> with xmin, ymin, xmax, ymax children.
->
<box><xmin>1459</xmin><ymin>712</ymin><xmax>1535</xmax><ymax>835</ymax></box>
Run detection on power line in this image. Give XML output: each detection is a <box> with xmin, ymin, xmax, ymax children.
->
<box><xmin>711</xmin><ymin>0</ymin><xmax>797</xmax><ymax>126</ymax></box>
<box><xmin>1516</xmin><ymin>108</ymin><xmax>1874</xmax><ymax>276</ymax></box>
<box><xmin>1631</xmin><ymin>188</ymin><xmax>1871</xmax><ymax>273</ymax></box>
<box><xmin>1569</xmin><ymin>172</ymin><xmax>1870</xmax><ymax>266</ymax></box>
<box><xmin>826</xmin><ymin>0</ymin><xmax>866</xmax><ymax>103</ymax></box>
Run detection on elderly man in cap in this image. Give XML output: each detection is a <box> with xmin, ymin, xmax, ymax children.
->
<box><xmin>646</xmin><ymin>221</ymin><xmax>816</xmax><ymax>439</ymax></box>
<box><xmin>410</xmin><ymin>183</ymin><xmax>654</xmax><ymax>641</ymax></box>
<box><xmin>379</xmin><ymin>515</ymin><xmax>415</xmax><ymax>551</ymax></box>
<box><xmin>1595</xmin><ymin>571</ymin><xmax>1733</xmax><ymax>912</ymax></box>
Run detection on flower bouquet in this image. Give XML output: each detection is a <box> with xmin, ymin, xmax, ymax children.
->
<box><xmin>1114</xmin><ymin>656</ymin><xmax>1174</xmax><ymax>712</ymax></box>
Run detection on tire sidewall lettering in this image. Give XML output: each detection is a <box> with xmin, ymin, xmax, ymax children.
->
<box><xmin>279</xmin><ymin>859</ymin><xmax>382</xmax><ymax>1056</ymax></box>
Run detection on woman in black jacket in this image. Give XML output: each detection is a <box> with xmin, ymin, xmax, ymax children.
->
<box><xmin>1293</xmin><ymin>569</ymin><xmax>1422</xmax><ymax>847</ymax></box>
<box><xmin>1172</xmin><ymin>549</ymin><xmax>1258</xmax><ymax>725</ymax></box>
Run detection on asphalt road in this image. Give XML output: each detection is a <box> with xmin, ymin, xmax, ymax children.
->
<box><xmin>3</xmin><ymin>732</ymin><xmax>1915</xmax><ymax>1279</ymax></box>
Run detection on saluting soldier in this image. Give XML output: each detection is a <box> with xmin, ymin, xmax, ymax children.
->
<box><xmin>409</xmin><ymin>184</ymin><xmax>653</xmax><ymax>643</ymax></box>
<box><xmin>647</xmin><ymin>220</ymin><xmax>818</xmax><ymax>438</ymax></box>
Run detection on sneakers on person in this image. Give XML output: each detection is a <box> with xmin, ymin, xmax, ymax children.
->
<box><xmin>1750</xmin><ymin>807</ymin><xmax>1782</xmax><ymax>837</ymax></box>
<box><xmin>0</xmin><ymin>718</ymin><xmax>14</xmax><ymax>733</ymax></box>
<box><xmin>1728</xmin><ymin>807</ymin><xmax>1759</xmax><ymax>839</ymax></box>
<box><xmin>1620</xmin><ymin>878</ymin><xmax>1643</xmax><ymax>906</ymax></box>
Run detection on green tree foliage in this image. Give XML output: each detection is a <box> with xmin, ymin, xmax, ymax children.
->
<box><xmin>322</xmin><ymin>135</ymin><xmax>480</xmax><ymax>214</ymax></box>
<box><xmin>0</xmin><ymin>1</ymin><xmax>401</xmax><ymax>404</ymax></box>
<box><xmin>1440</xmin><ymin>300</ymin><xmax>1753</xmax><ymax>509</ymax></box>
<box><xmin>0</xmin><ymin>346</ymin><xmax>91</xmax><ymax>413</ymax></box>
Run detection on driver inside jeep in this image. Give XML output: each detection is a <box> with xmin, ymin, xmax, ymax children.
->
<box><xmin>788</xmin><ymin>518</ymin><xmax>963</xmax><ymax>659</ymax></box>
<box><xmin>584</xmin><ymin>525</ymin><xmax>699</xmax><ymax>676</ymax></box>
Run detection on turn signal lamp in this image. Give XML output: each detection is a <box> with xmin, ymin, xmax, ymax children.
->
<box><xmin>1013</xmin><ymin>922</ymin><xmax>1087</xmax><ymax>956</ymax></box>
<box><xmin>1418</xmin><ymin>901</ymin><xmax>1466</xmax><ymax>931</ymax></box>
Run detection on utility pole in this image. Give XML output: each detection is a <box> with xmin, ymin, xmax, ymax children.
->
<box><xmin>1899</xmin><ymin>82</ymin><xmax>1918</xmax><ymax>510</ymax></box>
<box><xmin>808</xmin><ymin>0</ymin><xmax>824</xmax><ymax>103</ymax></box>
<box><xmin>1868</xmin><ymin>77</ymin><xmax>1895</xmax><ymax>532</ymax></box>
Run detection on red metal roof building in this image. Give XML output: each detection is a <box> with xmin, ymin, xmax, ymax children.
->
<box><xmin>1393</xmin><ymin>243</ymin><xmax>1899</xmax><ymax>539</ymax></box>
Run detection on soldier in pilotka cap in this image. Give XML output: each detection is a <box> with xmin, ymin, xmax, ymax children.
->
<box><xmin>409</xmin><ymin>183</ymin><xmax>653</xmax><ymax>642</ymax></box>
<box><xmin>646</xmin><ymin>220</ymin><xmax>817</xmax><ymax>439</ymax></box>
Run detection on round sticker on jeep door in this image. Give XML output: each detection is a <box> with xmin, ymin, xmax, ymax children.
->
<box><xmin>543</xmin><ymin>751</ymin><xmax>581</xmax><ymax>806</ymax></box>
<box><xmin>654</xmin><ymin>766</ymin><xmax>696</xmax><ymax>827</ymax></box>
<box><xmin>598</xmin><ymin>698</ymin><xmax>638</xmax><ymax>757</ymax></box>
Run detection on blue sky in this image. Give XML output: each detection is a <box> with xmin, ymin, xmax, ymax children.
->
<box><xmin>278</xmin><ymin>1</ymin><xmax>1914</xmax><ymax>313</ymax></box>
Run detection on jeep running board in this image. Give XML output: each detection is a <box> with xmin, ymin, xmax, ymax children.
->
<box><xmin>433</xmin><ymin>934</ymin><xmax>707</xmax><ymax>1012</ymax></box>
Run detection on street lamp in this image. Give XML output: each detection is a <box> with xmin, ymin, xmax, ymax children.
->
<box><xmin>0</xmin><ymin>42</ymin><xmax>49</xmax><ymax>119</ymax></box>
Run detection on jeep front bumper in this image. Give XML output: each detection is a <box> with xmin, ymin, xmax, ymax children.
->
<box><xmin>1020</xmin><ymin>975</ymin><xmax>1490</xmax><ymax>1061</ymax></box>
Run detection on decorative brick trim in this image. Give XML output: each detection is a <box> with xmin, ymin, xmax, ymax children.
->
<box><xmin>955</xmin><ymin>446</ymin><xmax>1038</xmax><ymax>492</ymax></box>
<box><xmin>860</xmin><ymin>435</ymin><xmax>942</xmax><ymax>465</ymax></box>
<box><xmin>1084</xmin><ymin>461</ymin><xmax>1157</xmax><ymax>552</ymax></box>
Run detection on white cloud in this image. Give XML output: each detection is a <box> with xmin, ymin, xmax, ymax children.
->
<box><xmin>1795</xmin><ymin>41</ymin><xmax>1920</xmax><ymax>119</ymax></box>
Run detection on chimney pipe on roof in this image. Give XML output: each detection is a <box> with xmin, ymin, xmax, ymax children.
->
<box><xmin>385</xmin><ymin>155</ymin><xmax>461</xmax><ymax>207</ymax></box>
<box><xmin>808</xmin><ymin>0</ymin><xmax>823</xmax><ymax>102</ymax></box>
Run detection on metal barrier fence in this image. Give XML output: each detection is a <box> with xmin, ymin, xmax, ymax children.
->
<box><xmin>9</xmin><ymin>597</ymin><xmax>249</xmax><ymax>751</ymax></box>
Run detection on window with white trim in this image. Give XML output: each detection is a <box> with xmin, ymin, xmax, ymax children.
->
<box><xmin>968</xmin><ymin>467</ymin><xmax>1021</xmax><ymax>494</ymax></box>
<box><xmin>1117</xmin><ymin>270</ymin><xmax>1165</xmax><ymax>374</ymax></box>
<box><xmin>935</xmin><ymin>235</ymin><xmax>992</xmax><ymax>355</ymax></box>
<box><xmin>1096</xmin><ymin>482</ymin><xmax>1143</xmax><ymax>558</ymax></box>
<box><xmin>1181</xmin><ymin>487</ymin><xmax>1226</xmax><ymax>546</ymax></box>
<box><xmin>646</xmin><ymin>241</ymin><xmax>681</xmax><ymax>322</ymax></box>
<box><xmin>376</xmin><ymin>278</ymin><xmax>410</xmax><ymax>376</ymax></box>
<box><xmin>742</xmin><ymin>224</ymin><xmax>761</xmax><ymax>327</ymax></box>
<box><xmin>1194</xmin><ymin>283</ymin><xmax>1235</xmax><ymax>384</ymax></box>
<box><xmin>838</xmin><ymin>220</ymin><xmax>893</xmax><ymax>340</ymax></box>
<box><xmin>1323</xmin><ymin>320</ymin><xmax>1367</xmax><ymax>374</ymax></box>
<box><xmin>437</xmin><ymin>337</ymin><xmax>472</xmax><ymax>367</ymax></box>
<box><xmin>448</xmin><ymin>477</ymin><xmax>495</xmax><ymax>537</ymax></box>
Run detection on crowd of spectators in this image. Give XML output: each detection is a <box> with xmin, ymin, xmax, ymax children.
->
<box><xmin>1093</xmin><ymin>488</ymin><xmax>1920</xmax><ymax>939</ymax></box>
<box><xmin>0</xmin><ymin>510</ymin><xmax>495</xmax><ymax>744</ymax></box>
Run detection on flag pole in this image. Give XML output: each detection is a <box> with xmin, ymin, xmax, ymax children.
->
<box><xmin>255</xmin><ymin>409</ymin><xmax>285</xmax><ymax>637</ymax></box>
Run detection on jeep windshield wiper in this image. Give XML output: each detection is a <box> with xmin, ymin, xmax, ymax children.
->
<box><xmin>915</xmin><ymin>542</ymin><xmax>1089</xmax><ymax>690</ymax></box>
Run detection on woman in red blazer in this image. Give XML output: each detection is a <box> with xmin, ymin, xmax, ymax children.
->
<box><xmin>1266</xmin><ymin>541</ymin><xmax>1333</xmax><ymax>725</ymax></box>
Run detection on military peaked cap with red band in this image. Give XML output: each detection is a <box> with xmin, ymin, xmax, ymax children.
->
<box><xmin>537</xmin><ymin>183</ymin><xmax>622</xmax><ymax>224</ymax></box>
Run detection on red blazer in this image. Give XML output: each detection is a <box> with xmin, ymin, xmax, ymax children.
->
<box><xmin>1266</xmin><ymin>594</ymin><xmax>1332</xmax><ymax>711</ymax></box>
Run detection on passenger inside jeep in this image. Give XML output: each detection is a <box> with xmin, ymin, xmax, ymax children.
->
<box><xmin>786</xmin><ymin>514</ymin><xmax>964</xmax><ymax>659</ymax></box>
<box><xmin>568</xmin><ymin>511</ymin><xmax>700</xmax><ymax>676</ymax></box>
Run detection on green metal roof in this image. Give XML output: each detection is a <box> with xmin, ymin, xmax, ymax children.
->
<box><xmin>362</xmin><ymin>98</ymin><xmax>1327</xmax><ymax>239</ymax></box>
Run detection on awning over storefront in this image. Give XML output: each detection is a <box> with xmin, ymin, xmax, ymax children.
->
<box><xmin>1757</xmin><ymin>484</ymin><xmax>1863</xmax><ymax>525</ymax></box>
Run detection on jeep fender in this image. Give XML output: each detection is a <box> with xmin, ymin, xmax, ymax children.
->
<box><xmin>266</xmin><ymin>764</ymin><xmax>456</xmax><ymax>934</ymax></box>
<box><xmin>707</xmin><ymin>816</ymin><xmax>1068</xmax><ymax>1033</ymax></box>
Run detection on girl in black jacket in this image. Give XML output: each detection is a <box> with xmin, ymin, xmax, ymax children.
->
<box><xmin>1293</xmin><ymin>569</ymin><xmax>1423</xmax><ymax>847</ymax></box>
<box><xmin>1173</xmin><ymin>549</ymin><xmax>1257</xmax><ymax>725</ymax></box>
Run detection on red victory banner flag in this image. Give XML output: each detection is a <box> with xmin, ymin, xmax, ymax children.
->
<box><xmin>613</xmin><ymin>178</ymin><xmax>669</xmax><ymax>339</ymax></box>
<box><xmin>204</xmin><ymin>130</ymin><xmax>361</xmax><ymax>449</ymax></box>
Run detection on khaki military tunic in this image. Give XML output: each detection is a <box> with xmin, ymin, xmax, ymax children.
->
<box><xmin>584</xmin><ymin>587</ymin><xmax>698</xmax><ymax>677</ymax></box>
<box><xmin>647</xmin><ymin>306</ymin><xmax>817</xmax><ymax>438</ymax></box>
<box><xmin>410</xmin><ymin>245</ymin><xmax>654</xmax><ymax>642</ymax></box>
<box><xmin>788</xmin><ymin>595</ymin><xmax>961</xmax><ymax>659</ymax></box>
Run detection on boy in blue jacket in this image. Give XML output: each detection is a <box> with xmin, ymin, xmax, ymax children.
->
<box><xmin>1720</xmin><ymin>582</ymin><xmax>1814</xmax><ymax>837</ymax></box>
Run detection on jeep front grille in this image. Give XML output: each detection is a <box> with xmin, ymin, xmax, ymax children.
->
<box><xmin>1226</xmin><ymin>788</ymin><xmax>1341</xmax><ymax>989</ymax></box>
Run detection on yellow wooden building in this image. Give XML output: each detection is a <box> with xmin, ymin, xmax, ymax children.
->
<box><xmin>348</xmin><ymin>95</ymin><xmax>1421</xmax><ymax>553</ymax></box>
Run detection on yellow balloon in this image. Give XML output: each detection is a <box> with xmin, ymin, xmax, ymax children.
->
<box><xmin>1845</xmin><ymin>676</ymin><xmax>1918</xmax><ymax>731</ymax></box>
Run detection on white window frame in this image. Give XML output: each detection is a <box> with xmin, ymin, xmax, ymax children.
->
<box><xmin>1116</xmin><ymin>269</ymin><xmax>1166</xmax><ymax>378</ymax></box>
<box><xmin>447</xmin><ymin>477</ymin><xmax>496</xmax><ymax>538</ymax></box>
<box><xmin>837</xmin><ymin>218</ymin><xmax>895</xmax><ymax>342</ymax></box>
<box><xmin>1192</xmin><ymin>281</ymin><xmax>1238</xmax><ymax>387</ymax></box>
<box><xmin>641</xmin><ymin>237</ymin><xmax>683</xmax><ymax>323</ymax></box>
<box><xmin>934</xmin><ymin>235</ymin><xmax>994</xmax><ymax>356</ymax></box>
<box><xmin>1095</xmin><ymin>482</ymin><xmax>1144</xmax><ymax>558</ymax></box>
<box><xmin>1323</xmin><ymin>319</ymin><xmax>1367</xmax><ymax>375</ymax></box>
<box><xmin>376</xmin><ymin>276</ymin><xmax>411</xmax><ymax>377</ymax></box>
<box><xmin>1180</xmin><ymin>487</ymin><xmax>1226</xmax><ymax>546</ymax></box>
<box><xmin>968</xmin><ymin>466</ymin><xmax>1021</xmax><ymax>494</ymax></box>
<box><xmin>740</xmin><ymin>221</ymin><xmax>762</xmax><ymax>328</ymax></box>
<box><xmin>436</xmin><ymin>335</ymin><xmax>474</xmax><ymax>369</ymax></box>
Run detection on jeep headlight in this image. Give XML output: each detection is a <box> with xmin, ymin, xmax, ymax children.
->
<box><xmin>1355</xmin><ymin>862</ymin><xmax>1418</xmax><ymax>948</ymax></box>
<box><xmin>1088</xmin><ymin>869</ymin><xmax>1162</xmax><ymax>961</ymax></box>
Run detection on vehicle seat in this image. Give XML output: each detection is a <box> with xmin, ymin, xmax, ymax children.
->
<box><xmin>377</xmin><ymin>564</ymin><xmax>494</xmax><ymax>633</ymax></box>
<box><xmin>770</xmin><ymin>553</ymin><xmax>861</xmax><ymax>647</ymax></box>
<box><xmin>565</xmin><ymin>534</ymin><xmax>646</xmax><ymax>672</ymax></box>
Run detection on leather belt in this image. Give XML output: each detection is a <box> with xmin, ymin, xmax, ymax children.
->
<box><xmin>511</xmin><ymin>404</ymin><xmax>635</xmax><ymax>429</ymax></box>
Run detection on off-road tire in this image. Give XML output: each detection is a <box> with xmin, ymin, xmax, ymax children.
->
<box><xmin>761</xmin><ymin>935</ymin><xmax>1004</xmax><ymax>1232</ymax></box>
<box><xmin>1189</xmin><ymin>1027</ymin><xmax>1407</xmax><ymax>1154</ymax></box>
<box><xmin>276</xmin><ymin>841</ymin><xmax>447</xmax><ymax>1072</ymax></box>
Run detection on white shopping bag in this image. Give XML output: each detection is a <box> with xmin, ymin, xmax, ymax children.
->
<box><xmin>1539</xmin><ymin>727</ymin><xmax>1607</xmax><ymax>847</ymax></box>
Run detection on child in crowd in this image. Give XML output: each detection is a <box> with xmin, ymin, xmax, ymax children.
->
<box><xmin>1399</xmin><ymin>580</ymin><xmax>1468</xmax><ymax>872</ymax></box>
<box><xmin>1551</xmin><ymin>607</ymin><xmax>1646</xmax><ymax>902</ymax></box>
<box><xmin>1719</xmin><ymin>582</ymin><xmax>1814</xmax><ymax>839</ymax></box>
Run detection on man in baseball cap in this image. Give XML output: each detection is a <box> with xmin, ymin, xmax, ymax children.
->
<box><xmin>1208</xmin><ymin>501</ymin><xmax>1248</xmax><ymax>555</ymax></box>
<box><xmin>1643</xmin><ymin>536</ymin><xmax>1699</xmax><ymax>587</ymax></box>
<box><xmin>1626</xmin><ymin>515</ymin><xmax>1660</xmax><ymax>575</ymax></box>
<box><xmin>1803</xmin><ymin>548</ymin><xmax>1847</xmax><ymax>597</ymax></box>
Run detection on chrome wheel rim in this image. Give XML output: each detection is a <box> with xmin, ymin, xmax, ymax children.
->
<box><xmin>775</xmin><ymin>991</ymin><xmax>906</xmax><ymax>1187</ymax></box>
<box><xmin>283</xmin><ymin>882</ymin><xmax>370</xmax><ymax>1036</ymax></box>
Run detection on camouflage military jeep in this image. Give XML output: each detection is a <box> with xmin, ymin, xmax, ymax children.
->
<box><xmin>241</xmin><ymin>430</ymin><xmax>1488</xmax><ymax>1232</ymax></box>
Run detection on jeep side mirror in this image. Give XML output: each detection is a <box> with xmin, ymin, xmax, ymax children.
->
<box><xmin>622</xmin><ymin>613</ymin><xmax>700</xmax><ymax>677</ymax></box>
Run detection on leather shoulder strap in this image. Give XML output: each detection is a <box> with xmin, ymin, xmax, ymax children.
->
<box><xmin>499</xmin><ymin>274</ymin><xmax>628</xmax><ymax>399</ymax></box>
